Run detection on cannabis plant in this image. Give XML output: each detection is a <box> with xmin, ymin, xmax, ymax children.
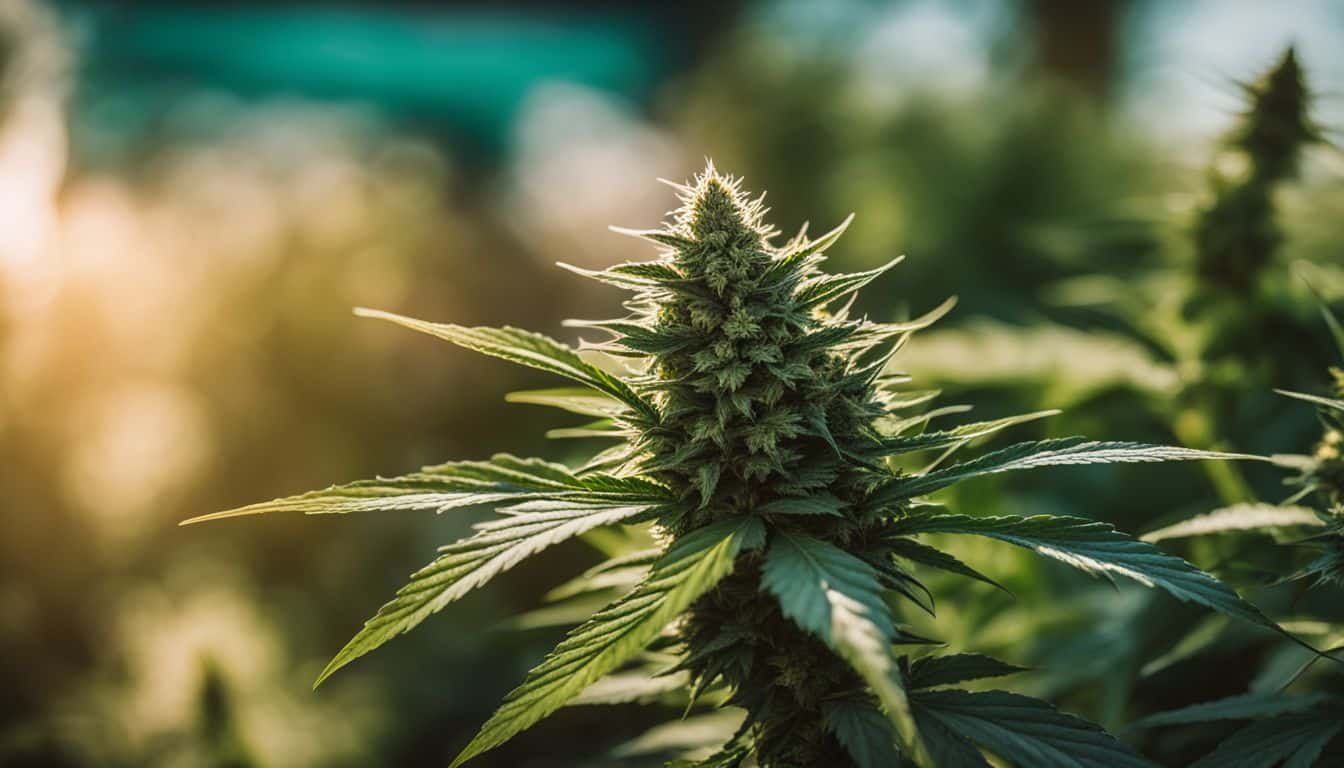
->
<box><xmin>190</xmin><ymin>164</ymin><xmax>1295</xmax><ymax>767</ymax></box>
<box><xmin>1132</xmin><ymin>394</ymin><xmax>1344</xmax><ymax>764</ymax></box>
<box><xmin>1194</xmin><ymin>47</ymin><xmax>1319</xmax><ymax>294</ymax></box>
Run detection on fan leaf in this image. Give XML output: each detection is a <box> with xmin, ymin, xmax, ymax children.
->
<box><xmin>823</xmin><ymin>699</ymin><xmax>902</xmax><ymax>768</ymax></box>
<box><xmin>876</xmin><ymin>439</ymin><xmax>1259</xmax><ymax>503</ymax></box>
<box><xmin>183</xmin><ymin>454</ymin><xmax>667</xmax><ymax>524</ymax></box>
<box><xmin>760</xmin><ymin>530</ymin><xmax>923</xmax><ymax>759</ymax></box>
<box><xmin>1130</xmin><ymin>692</ymin><xmax>1333</xmax><ymax>728</ymax></box>
<box><xmin>886</xmin><ymin>513</ymin><xmax>1289</xmax><ymax>639</ymax></box>
<box><xmin>878</xmin><ymin>410</ymin><xmax>1059</xmax><ymax>455</ymax></box>
<box><xmin>910</xmin><ymin>689</ymin><xmax>1156</xmax><ymax>768</ymax></box>
<box><xmin>1190</xmin><ymin>715</ymin><xmax>1343</xmax><ymax>768</ymax></box>
<box><xmin>908</xmin><ymin>653</ymin><xmax>1027</xmax><ymax>689</ymax></box>
<box><xmin>885</xmin><ymin>537</ymin><xmax>1010</xmax><ymax>594</ymax></box>
<box><xmin>450</xmin><ymin>516</ymin><xmax>765</xmax><ymax>767</ymax></box>
<box><xmin>795</xmin><ymin>257</ymin><xmax>904</xmax><ymax>309</ymax></box>
<box><xmin>316</xmin><ymin>502</ymin><xmax>654</xmax><ymax>686</ymax></box>
<box><xmin>354</xmin><ymin>309</ymin><xmax>657</xmax><ymax>422</ymax></box>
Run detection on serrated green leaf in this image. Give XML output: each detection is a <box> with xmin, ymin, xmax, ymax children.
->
<box><xmin>823</xmin><ymin>699</ymin><xmax>902</xmax><ymax>768</ymax></box>
<box><xmin>760</xmin><ymin>530</ymin><xmax>924</xmax><ymax>761</ymax></box>
<box><xmin>910</xmin><ymin>689</ymin><xmax>1155</xmax><ymax>768</ymax></box>
<box><xmin>450</xmin><ymin>517</ymin><xmax>765</xmax><ymax>767</ymax></box>
<box><xmin>885</xmin><ymin>537</ymin><xmax>1010</xmax><ymax>594</ymax></box>
<box><xmin>878</xmin><ymin>410</ymin><xmax>1059</xmax><ymax>455</ymax></box>
<box><xmin>317</xmin><ymin>502</ymin><xmax>652</xmax><ymax>687</ymax></box>
<box><xmin>1131</xmin><ymin>692</ymin><xmax>1333</xmax><ymax>729</ymax></box>
<box><xmin>877</xmin><ymin>439</ymin><xmax>1259</xmax><ymax>503</ymax></box>
<box><xmin>1190</xmin><ymin>715</ymin><xmax>1343</xmax><ymax>768</ymax></box>
<box><xmin>757</xmin><ymin>493</ymin><xmax>846</xmax><ymax>517</ymax></box>
<box><xmin>795</xmin><ymin>257</ymin><xmax>904</xmax><ymax>309</ymax></box>
<box><xmin>916</xmin><ymin>708</ymin><xmax>993</xmax><ymax>768</ymax></box>
<box><xmin>876</xmin><ymin>404</ymin><xmax>975</xmax><ymax>439</ymax></box>
<box><xmin>908</xmin><ymin>654</ymin><xmax>1026</xmax><ymax>689</ymax></box>
<box><xmin>354</xmin><ymin>308</ymin><xmax>658</xmax><ymax>422</ymax></box>
<box><xmin>760</xmin><ymin>213</ymin><xmax>854</xmax><ymax>285</ymax></box>
<box><xmin>1142</xmin><ymin>504</ymin><xmax>1323</xmax><ymax>542</ymax></box>
<box><xmin>697</xmin><ymin>463</ymin><xmax>720</xmax><ymax>509</ymax></box>
<box><xmin>182</xmin><ymin>454</ymin><xmax>661</xmax><ymax>525</ymax></box>
<box><xmin>557</xmin><ymin>259</ymin><xmax>686</xmax><ymax>290</ymax></box>
<box><xmin>885</xmin><ymin>513</ymin><xmax>1290</xmax><ymax>639</ymax></box>
<box><xmin>566</xmin><ymin>318</ymin><xmax>699</xmax><ymax>356</ymax></box>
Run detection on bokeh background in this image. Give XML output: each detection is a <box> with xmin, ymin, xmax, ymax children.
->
<box><xmin>4</xmin><ymin>1</ymin><xmax>1344</xmax><ymax>766</ymax></box>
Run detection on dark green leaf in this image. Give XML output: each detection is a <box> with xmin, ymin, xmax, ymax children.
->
<box><xmin>916</xmin><ymin>708</ymin><xmax>992</xmax><ymax>768</ymax></box>
<box><xmin>824</xmin><ymin>699</ymin><xmax>902</xmax><ymax>768</ymax></box>
<box><xmin>910</xmin><ymin>689</ymin><xmax>1155</xmax><ymax>768</ymax></box>
<box><xmin>1131</xmin><ymin>692</ymin><xmax>1332</xmax><ymax>729</ymax></box>
<box><xmin>886</xmin><ymin>513</ymin><xmax>1288</xmax><ymax>638</ymax></box>
<box><xmin>757</xmin><ymin>493</ymin><xmax>846</xmax><ymax>517</ymax></box>
<box><xmin>317</xmin><ymin>502</ymin><xmax>652</xmax><ymax>686</ymax></box>
<box><xmin>877</xmin><ymin>439</ymin><xmax>1258</xmax><ymax>503</ymax></box>
<box><xmin>908</xmin><ymin>654</ymin><xmax>1026</xmax><ymax>689</ymax></box>
<box><xmin>450</xmin><ymin>517</ymin><xmax>765</xmax><ymax>767</ymax></box>
<box><xmin>761</xmin><ymin>530</ymin><xmax>920</xmax><ymax>753</ymax></box>
<box><xmin>1190</xmin><ymin>715</ymin><xmax>1343</xmax><ymax>768</ymax></box>
<box><xmin>885</xmin><ymin>537</ymin><xmax>1010</xmax><ymax>594</ymax></box>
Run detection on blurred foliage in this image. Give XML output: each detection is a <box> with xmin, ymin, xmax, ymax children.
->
<box><xmin>875</xmin><ymin>38</ymin><xmax>1344</xmax><ymax>768</ymax></box>
<box><xmin>3</xmin><ymin>0</ymin><xmax>1344</xmax><ymax>766</ymax></box>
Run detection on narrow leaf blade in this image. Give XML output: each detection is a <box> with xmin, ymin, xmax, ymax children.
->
<box><xmin>1142</xmin><ymin>504</ymin><xmax>1323</xmax><ymax>543</ymax></box>
<box><xmin>887</xmin><ymin>514</ymin><xmax>1291</xmax><ymax>639</ymax></box>
<box><xmin>450</xmin><ymin>517</ymin><xmax>765</xmax><ymax>767</ymax></box>
<box><xmin>877</xmin><ymin>439</ymin><xmax>1260</xmax><ymax>503</ymax></box>
<box><xmin>908</xmin><ymin>653</ymin><xmax>1026</xmax><ymax>689</ymax></box>
<box><xmin>761</xmin><ymin>531</ymin><xmax>923</xmax><ymax>758</ymax></box>
<box><xmin>183</xmin><ymin>454</ymin><xmax>607</xmax><ymax>525</ymax></box>
<box><xmin>823</xmin><ymin>699</ymin><xmax>902</xmax><ymax>768</ymax></box>
<box><xmin>911</xmin><ymin>689</ymin><xmax>1155</xmax><ymax>768</ymax></box>
<box><xmin>1190</xmin><ymin>715</ymin><xmax>1343</xmax><ymax>768</ymax></box>
<box><xmin>1130</xmin><ymin>692</ymin><xmax>1332</xmax><ymax>729</ymax></box>
<box><xmin>355</xmin><ymin>308</ymin><xmax>657</xmax><ymax>421</ymax></box>
<box><xmin>317</xmin><ymin>503</ymin><xmax>652</xmax><ymax>686</ymax></box>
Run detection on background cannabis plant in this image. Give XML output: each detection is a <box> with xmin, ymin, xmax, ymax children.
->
<box><xmin>1127</xmin><ymin>304</ymin><xmax>1344</xmax><ymax>767</ymax></box>
<box><xmin>880</xmin><ymin>48</ymin><xmax>1339</xmax><ymax>746</ymax></box>
<box><xmin>186</xmin><ymin>164</ymin><xmax>1307</xmax><ymax>767</ymax></box>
